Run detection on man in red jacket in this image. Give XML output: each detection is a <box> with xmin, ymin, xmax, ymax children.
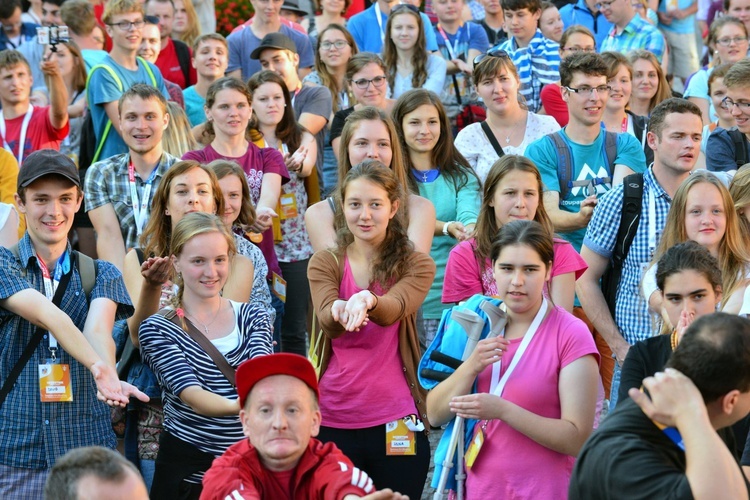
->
<box><xmin>200</xmin><ymin>353</ymin><xmax>408</xmax><ymax>500</ymax></box>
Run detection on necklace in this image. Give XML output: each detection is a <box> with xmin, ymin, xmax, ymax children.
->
<box><xmin>186</xmin><ymin>299</ymin><xmax>224</xmax><ymax>336</ymax></box>
<box><xmin>412</xmin><ymin>167</ymin><xmax>440</xmax><ymax>183</ymax></box>
<box><xmin>670</xmin><ymin>328</ymin><xmax>678</xmax><ymax>351</ymax></box>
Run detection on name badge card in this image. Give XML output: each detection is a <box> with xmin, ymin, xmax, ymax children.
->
<box><xmin>385</xmin><ymin>419</ymin><xmax>416</xmax><ymax>456</ymax></box>
<box><xmin>39</xmin><ymin>362</ymin><xmax>73</xmax><ymax>402</ymax></box>
<box><xmin>279</xmin><ymin>193</ymin><xmax>298</xmax><ymax>220</ymax></box>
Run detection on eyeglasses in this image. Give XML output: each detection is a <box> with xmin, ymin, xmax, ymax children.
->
<box><xmin>562</xmin><ymin>47</ymin><xmax>596</xmax><ymax>53</ymax></box>
<box><xmin>107</xmin><ymin>20</ymin><xmax>145</xmax><ymax>31</ymax></box>
<box><xmin>320</xmin><ymin>40</ymin><xmax>350</xmax><ymax>51</ymax></box>
<box><xmin>594</xmin><ymin>0</ymin><xmax>617</xmax><ymax>10</ymax></box>
<box><xmin>564</xmin><ymin>85</ymin><xmax>611</xmax><ymax>96</ymax></box>
<box><xmin>721</xmin><ymin>97</ymin><xmax>750</xmax><ymax>112</ymax></box>
<box><xmin>473</xmin><ymin>49</ymin><xmax>511</xmax><ymax>69</ymax></box>
<box><xmin>391</xmin><ymin>3</ymin><xmax>420</xmax><ymax>14</ymax></box>
<box><xmin>352</xmin><ymin>75</ymin><xmax>387</xmax><ymax>89</ymax></box>
<box><xmin>716</xmin><ymin>36</ymin><xmax>748</xmax><ymax>46</ymax></box>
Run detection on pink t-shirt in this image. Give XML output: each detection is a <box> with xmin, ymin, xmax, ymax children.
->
<box><xmin>442</xmin><ymin>237</ymin><xmax>587</xmax><ymax>303</ymax></box>
<box><xmin>466</xmin><ymin>307</ymin><xmax>599</xmax><ymax>499</ymax></box>
<box><xmin>318</xmin><ymin>256</ymin><xmax>416</xmax><ymax>429</ymax></box>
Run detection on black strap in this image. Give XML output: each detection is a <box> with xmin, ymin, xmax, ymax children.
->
<box><xmin>173</xmin><ymin>39</ymin><xmax>192</xmax><ymax>88</ymax></box>
<box><xmin>728</xmin><ymin>128</ymin><xmax>749</xmax><ymax>169</ymax></box>
<box><xmin>480</xmin><ymin>121</ymin><xmax>505</xmax><ymax>158</ymax></box>
<box><xmin>158</xmin><ymin>309</ymin><xmax>236</xmax><ymax>387</ymax></box>
<box><xmin>0</xmin><ymin>266</ymin><xmax>74</xmax><ymax>410</ymax></box>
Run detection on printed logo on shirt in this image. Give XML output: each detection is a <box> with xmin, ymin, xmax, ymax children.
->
<box><xmin>571</xmin><ymin>162</ymin><xmax>611</xmax><ymax>197</ymax></box>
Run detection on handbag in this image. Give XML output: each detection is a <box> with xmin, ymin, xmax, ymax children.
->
<box><xmin>453</xmin><ymin>74</ymin><xmax>486</xmax><ymax>131</ymax></box>
<box><xmin>308</xmin><ymin>250</ymin><xmax>340</xmax><ymax>378</ymax></box>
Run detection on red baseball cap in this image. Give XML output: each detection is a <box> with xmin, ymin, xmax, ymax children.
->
<box><xmin>236</xmin><ymin>353</ymin><xmax>319</xmax><ymax>408</ymax></box>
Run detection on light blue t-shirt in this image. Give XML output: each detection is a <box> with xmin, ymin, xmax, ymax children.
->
<box><xmin>526</xmin><ymin>128</ymin><xmax>647</xmax><ymax>251</ymax></box>
<box><xmin>183</xmin><ymin>86</ymin><xmax>206</xmax><ymax>127</ymax></box>
<box><xmin>87</xmin><ymin>55</ymin><xmax>169</xmax><ymax>161</ymax></box>
<box><xmin>347</xmin><ymin>4</ymin><xmax>438</xmax><ymax>54</ymax></box>
<box><xmin>658</xmin><ymin>0</ymin><xmax>696</xmax><ymax>33</ymax></box>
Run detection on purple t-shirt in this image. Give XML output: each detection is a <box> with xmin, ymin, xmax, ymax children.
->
<box><xmin>182</xmin><ymin>143</ymin><xmax>290</xmax><ymax>278</ymax></box>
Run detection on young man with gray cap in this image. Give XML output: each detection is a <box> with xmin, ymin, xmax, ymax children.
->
<box><xmin>201</xmin><ymin>353</ymin><xmax>408</xmax><ymax>500</ymax></box>
<box><xmin>0</xmin><ymin>149</ymin><xmax>148</xmax><ymax>498</ymax></box>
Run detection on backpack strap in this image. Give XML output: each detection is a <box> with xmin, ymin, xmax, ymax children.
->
<box><xmin>601</xmin><ymin>172</ymin><xmax>644</xmax><ymax>318</ymax></box>
<box><xmin>75</xmin><ymin>251</ymin><xmax>97</xmax><ymax>297</ymax></box>
<box><xmin>550</xmin><ymin>131</ymin><xmax>574</xmax><ymax>200</ymax></box>
<box><xmin>480</xmin><ymin>121</ymin><xmax>505</xmax><ymax>159</ymax></box>
<box><xmin>173</xmin><ymin>40</ymin><xmax>192</xmax><ymax>87</ymax></box>
<box><xmin>728</xmin><ymin>128</ymin><xmax>749</xmax><ymax>169</ymax></box>
<box><xmin>603</xmin><ymin>131</ymin><xmax>619</xmax><ymax>173</ymax></box>
<box><xmin>86</xmin><ymin>64</ymin><xmax>123</xmax><ymax>164</ymax></box>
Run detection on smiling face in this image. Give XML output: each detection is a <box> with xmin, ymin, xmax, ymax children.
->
<box><xmin>106</xmin><ymin>11</ymin><xmax>144</xmax><ymax>53</ymax></box>
<box><xmin>661</xmin><ymin>269</ymin><xmax>720</xmax><ymax>332</ymax></box>
<box><xmin>205</xmin><ymin>88</ymin><xmax>252</xmax><ymax>139</ymax></box>
<box><xmin>710</xmin><ymin>77</ymin><xmax>735</xmax><ymax>125</ymax></box>
<box><xmin>476</xmin><ymin>65</ymin><xmax>521</xmax><ymax>117</ymax></box>
<box><xmin>539</xmin><ymin>6</ymin><xmax>563</xmax><ymax>42</ymax></box>
<box><xmin>173</xmin><ymin>231</ymin><xmax>230</xmax><ymax>299</ymax></box>
<box><xmin>347</xmin><ymin>119</ymin><xmax>393</xmax><ymax>167</ymax></box>
<box><xmin>166</xmin><ymin>167</ymin><xmax>216</xmax><ymax>227</ymax></box>
<box><xmin>563</xmin><ymin>72</ymin><xmax>608</xmax><ymax>127</ymax></box>
<box><xmin>321</xmin><ymin>0</ymin><xmax>346</xmax><ymax>14</ymax></box>
<box><xmin>259</xmin><ymin>49</ymin><xmax>299</xmax><ymax>90</ymax></box>
<box><xmin>193</xmin><ymin>39</ymin><xmax>229</xmax><ymax>80</ymax></box>
<box><xmin>241</xmin><ymin>375</ymin><xmax>321</xmax><ymax>472</ymax></box>
<box><xmin>16</xmin><ymin>176</ymin><xmax>81</xmax><ymax>253</ymax></box>
<box><xmin>252</xmin><ymin>81</ymin><xmax>286</xmax><ymax>128</ymax></box>
<box><xmin>492</xmin><ymin>243</ymin><xmax>551</xmax><ymax>315</ymax></box>
<box><xmin>606</xmin><ymin>63</ymin><xmax>632</xmax><ymax>113</ymax></box>
<box><xmin>684</xmin><ymin>182</ymin><xmax>727</xmax><ymax>256</ymax></box>
<box><xmin>727</xmin><ymin>0</ymin><xmax>750</xmax><ymax>33</ymax></box>
<box><xmin>350</xmin><ymin>62</ymin><xmax>388</xmax><ymax>107</ymax></box>
<box><xmin>319</xmin><ymin>28</ymin><xmax>352</xmax><ymax>70</ymax></box>
<box><xmin>343</xmin><ymin>177</ymin><xmax>399</xmax><ymax>246</ymax></box>
<box><xmin>146</xmin><ymin>0</ymin><xmax>174</xmax><ymax>39</ymax></box>
<box><xmin>138</xmin><ymin>23</ymin><xmax>161</xmax><ymax>64</ymax></box>
<box><xmin>490</xmin><ymin>169</ymin><xmax>540</xmax><ymax>226</ymax></box>
<box><xmin>390</xmin><ymin>11</ymin><xmax>419</xmax><ymax>52</ymax></box>
<box><xmin>726</xmin><ymin>85</ymin><xmax>750</xmax><ymax>134</ymax></box>
<box><xmin>119</xmin><ymin>95</ymin><xmax>170</xmax><ymax>155</ymax></box>
<box><xmin>218</xmin><ymin>174</ymin><xmax>244</xmax><ymax>226</ymax></box>
<box><xmin>402</xmin><ymin>104</ymin><xmax>441</xmax><ymax>156</ymax></box>
<box><xmin>560</xmin><ymin>32</ymin><xmax>595</xmax><ymax>58</ymax></box>
<box><xmin>502</xmin><ymin>8</ymin><xmax>541</xmax><ymax>45</ymax></box>
<box><xmin>631</xmin><ymin>58</ymin><xmax>659</xmax><ymax>102</ymax></box>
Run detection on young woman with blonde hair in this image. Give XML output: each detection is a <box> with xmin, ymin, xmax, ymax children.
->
<box><xmin>628</xmin><ymin>50</ymin><xmax>672</xmax><ymax>117</ymax></box>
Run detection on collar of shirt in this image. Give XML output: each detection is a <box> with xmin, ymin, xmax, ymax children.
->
<box><xmin>17</xmin><ymin>232</ymin><xmax>74</xmax><ymax>273</ymax></box>
<box><xmin>643</xmin><ymin>164</ymin><xmax>671</xmax><ymax>202</ymax></box>
<box><xmin>116</xmin><ymin>152</ymin><xmax>173</xmax><ymax>181</ymax></box>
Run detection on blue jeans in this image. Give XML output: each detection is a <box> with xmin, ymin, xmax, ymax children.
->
<box><xmin>609</xmin><ymin>360</ymin><xmax>622</xmax><ymax>410</ymax></box>
<box><xmin>268</xmin><ymin>281</ymin><xmax>285</xmax><ymax>353</ymax></box>
<box><xmin>141</xmin><ymin>459</ymin><xmax>156</xmax><ymax>492</ymax></box>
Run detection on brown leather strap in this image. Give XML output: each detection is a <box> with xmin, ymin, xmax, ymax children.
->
<box><xmin>157</xmin><ymin>309</ymin><xmax>236</xmax><ymax>387</ymax></box>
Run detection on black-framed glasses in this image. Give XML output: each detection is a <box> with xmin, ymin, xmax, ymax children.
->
<box><xmin>564</xmin><ymin>85</ymin><xmax>611</xmax><ymax>96</ymax></box>
<box><xmin>391</xmin><ymin>3</ymin><xmax>420</xmax><ymax>14</ymax></box>
<box><xmin>562</xmin><ymin>46</ymin><xmax>596</xmax><ymax>53</ymax></box>
<box><xmin>352</xmin><ymin>75</ymin><xmax>387</xmax><ymax>89</ymax></box>
<box><xmin>716</xmin><ymin>36</ymin><xmax>748</xmax><ymax>46</ymax></box>
<box><xmin>594</xmin><ymin>0</ymin><xmax>617</xmax><ymax>10</ymax></box>
<box><xmin>107</xmin><ymin>20</ymin><xmax>145</xmax><ymax>31</ymax></box>
<box><xmin>721</xmin><ymin>97</ymin><xmax>750</xmax><ymax>112</ymax></box>
<box><xmin>320</xmin><ymin>40</ymin><xmax>350</xmax><ymax>51</ymax></box>
<box><xmin>473</xmin><ymin>49</ymin><xmax>511</xmax><ymax>69</ymax></box>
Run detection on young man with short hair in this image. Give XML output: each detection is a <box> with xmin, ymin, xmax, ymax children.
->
<box><xmin>0</xmin><ymin>0</ymin><xmax>39</xmax><ymax>50</ymax></box>
<box><xmin>0</xmin><ymin>50</ymin><xmax>69</xmax><ymax>165</ymax></box>
<box><xmin>475</xmin><ymin>0</ymin><xmax>508</xmax><ymax>46</ymax></box>
<box><xmin>599</xmin><ymin>0</ymin><xmax>666</xmax><ymax>63</ymax></box>
<box><xmin>84</xmin><ymin>85</ymin><xmax>176</xmax><ymax>272</ymax></box>
<box><xmin>492</xmin><ymin>0</ymin><xmax>561</xmax><ymax>113</ymax></box>
<box><xmin>60</xmin><ymin>0</ymin><xmax>109</xmax><ymax>70</ymax></box>
<box><xmin>570</xmin><ymin>313</ymin><xmax>750</xmax><ymax>499</ymax></box>
<box><xmin>183</xmin><ymin>33</ymin><xmax>228</xmax><ymax>127</ymax></box>
<box><xmin>577</xmin><ymin>98</ymin><xmax>703</xmax><ymax>406</ymax></box>
<box><xmin>559</xmin><ymin>0</ymin><xmax>613</xmax><ymax>49</ymax></box>
<box><xmin>138</xmin><ymin>17</ymin><xmax>185</xmax><ymax>107</ymax></box>
<box><xmin>145</xmin><ymin>0</ymin><xmax>195</xmax><ymax>89</ymax></box>
<box><xmin>346</xmin><ymin>0</ymin><xmax>439</xmax><ymax>54</ymax></box>
<box><xmin>226</xmin><ymin>0</ymin><xmax>314</xmax><ymax>81</ymax></box>
<box><xmin>202</xmin><ymin>353</ymin><xmax>405</xmax><ymax>500</ymax></box>
<box><xmin>0</xmin><ymin>149</ymin><xmax>147</xmax><ymax>498</ymax></box>
<box><xmin>255</xmin><ymin>33</ymin><xmax>332</xmax><ymax>193</ymax></box>
<box><xmin>87</xmin><ymin>0</ymin><xmax>169</xmax><ymax>164</ymax></box>
<box><xmin>706</xmin><ymin>59</ymin><xmax>750</xmax><ymax>173</ymax></box>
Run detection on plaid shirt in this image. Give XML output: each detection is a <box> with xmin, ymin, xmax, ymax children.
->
<box><xmin>495</xmin><ymin>30</ymin><xmax>561</xmax><ymax>113</ymax></box>
<box><xmin>84</xmin><ymin>152</ymin><xmax>178</xmax><ymax>251</ymax></box>
<box><xmin>600</xmin><ymin>14</ymin><xmax>666</xmax><ymax>62</ymax></box>
<box><xmin>0</xmin><ymin>235</ymin><xmax>133</xmax><ymax>470</ymax></box>
<box><xmin>582</xmin><ymin>167</ymin><xmax>671</xmax><ymax>344</ymax></box>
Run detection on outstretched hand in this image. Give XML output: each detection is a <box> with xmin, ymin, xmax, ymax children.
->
<box><xmin>91</xmin><ymin>362</ymin><xmax>149</xmax><ymax>407</ymax></box>
<box><xmin>141</xmin><ymin>256</ymin><xmax>172</xmax><ymax>287</ymax></box>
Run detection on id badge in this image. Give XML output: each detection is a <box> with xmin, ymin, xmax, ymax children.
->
<box><xmin>272</xmin><ymin>272</ymin><xmax>287</xmax><ymax>303</ymax></box>
<box><xmin>385</xmin><ymin>419</ymin><xmax>416</xmax><ymax>455</ymax></box>
<box><xmin>464</xmin><ymin>423</ymin><xmax>485</xmax><ymax>469</ymax></box>
<box><xmin>39</xmin><ymin>362</ymin><xmax>73</xmax><ymax>402</ymax></box>
<box><xmin>279</xmin><ymin>193</ymin><xmax>298</xmax><ymax>220</ymax></box>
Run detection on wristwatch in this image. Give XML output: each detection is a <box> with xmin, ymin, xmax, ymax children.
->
<box><xmin>443</xmin><ymin>221</ymin><xmax>456</xmax><ymax>237</ymax></box>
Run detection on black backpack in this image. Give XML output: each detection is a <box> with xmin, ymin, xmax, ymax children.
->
<box><xmin>549</xmin><ymin>130</ymin><xmax>618</xmax><ymax>200</ymax></box>
<box><xmin>728</xmin><ymin>128</ymin><xmax>749</xmax><ymax>169</ymax></box>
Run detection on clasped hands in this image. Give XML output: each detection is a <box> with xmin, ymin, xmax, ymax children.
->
<box><xmin>331</xmin><ymin>290</ymin><xmax>377</xmax><ymax>332</ymax></box>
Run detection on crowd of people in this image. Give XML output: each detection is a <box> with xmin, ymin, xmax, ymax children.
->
<box><xmin>2</xmin><ymin>0</ymin><xmax>750</xmax><ymax>498</ymax></box>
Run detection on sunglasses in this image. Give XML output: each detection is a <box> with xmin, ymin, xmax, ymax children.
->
<box><xmin>473</xmin><ymin>49</ymin><xmax>511</xmax><ymax>69</ymax></box>
<box><xmin>391</xmin><ymin>3</ymin><xmax>420</xmax><ymax>14</ymax></box>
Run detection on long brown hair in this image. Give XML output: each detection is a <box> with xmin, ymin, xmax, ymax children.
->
<box><xmin>202</xmin><ymin>76</ymin><xmax>253</xmax><ymax>143</ymax></box>
<box><xmin>314</xmin><ymin>24</ymin><xmax>358</xmax><ymax>112</ymax></box>
<box><xmin>475</xmin><ymin>155</ymin><xmax>554</xmax><ymax>261</ymax></box>
<box><xmin>382</xmin><ymin>7</ymin><xmax>428</xmax><ymax>93</ymax></box>
<box><xmin>391</xmin><ymin>89</ymin><xmax>477</xmax><ymax>194</ymax></box>
<box><xmin>140</xmin><ymin>160</ymin><xmax>225</xmax><ymax>258</ymax></box>
<box><xmin>247</xmin><ymin>70</ymin><xmax>302</xmax><ymax>152</ymax></box>
<box><xmin>629</xmin><ymin>50</ymin><xmax>671</xmax><ymax>114</ymax></box>
<box><xmin>209</xmin><ymin>159</ymin><xmax>257</xmax><ymax>229</ymax></box>
<box><xmin>335</xmin><ymin>160</ymin><xmax>413</xmax><ymax>288</ymax></box>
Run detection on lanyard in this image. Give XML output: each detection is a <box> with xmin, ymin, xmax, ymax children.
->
<box><xmin>375</xmin><ymin>3</ymin><xmax>386</xmax><ymax>45</ymax></box>
<box><xmin>129</xmin><ymin>160</ymin><xmax>158</xmax><ymax>237</ymax></box>
<box><xmin>37</xmin><ymin>250</ymin><xmax>69</xmax><ymax>353</ymax></box>
<box><xmin>646</xmin><ymin>182</ymin><xmax>657</xmax><ymax>260</ymax></box>
<box><xmin>621</xmin><ymin>115</ymin><xmax>628</xmax><ymax>133</ymax></box>
<box><xmin>489</xmin><ymin>297</ymin><xmax>548</xmax><ymax>396</ymax></box>
<box><xmin>437</xmin><ymin>24</ymin><xmax>461</xmax><ymax>60</ymax></box>
<box><xmin>0</xmin><ymin>105</ymin><xmax>34</xmax><ymax>165</ymax></box>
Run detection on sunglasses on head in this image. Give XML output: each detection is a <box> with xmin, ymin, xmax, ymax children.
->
<box><xmin>391</xmin><ymin>3</ymin><xmax>420</xmax><ymax>14</ymax></box>
<box><xmin>473</xmin><ymin>49</ymin><xmax>511</xmax><ymax>69</ymax></box>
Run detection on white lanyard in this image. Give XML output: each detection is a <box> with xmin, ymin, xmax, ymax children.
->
<box><xmin>0</xmin><ymin>105</ymin><xmax>34</xmax><ymax>165</ymax></box>
<box><xmin>489</xmin><ymin>297</ymin><xmax>548</xmax><ymax>396</ymax></box>
<box><xmin>375</xmin><ymin>2</ymin><xmax>386</xmax><ymax>45</ymax></box>
<box><xmin>646</xmin><ymin>185</ymin><xmax>657</xmax><ymax>260</ymax></box>
<box><xmin>37</xmin><ymin>250</ymin><xmax>68</xmax><ymax>352</ymax></box>
<box><xmin>129</xmin><ymin>160</ymin><xmax>158</xmax><ymax>237</ymax></box>
<box><xmin>437</xmin><ymin>24</ymin><xmax>461</xmax><ymax>60</ymax></box>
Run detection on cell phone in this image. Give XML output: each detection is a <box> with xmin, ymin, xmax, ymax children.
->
<box><xmin>37</xmin><ymin>26</ymin><xmax>70</xmax><ymax>50</ymax></box>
